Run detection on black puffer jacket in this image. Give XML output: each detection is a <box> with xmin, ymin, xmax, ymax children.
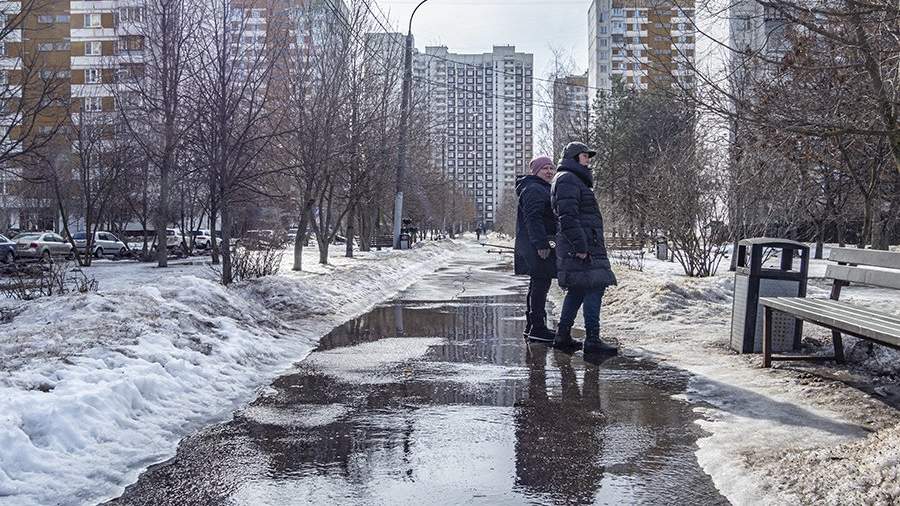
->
<box><xmin>550</xmin><ymin>159</ymin><xmax>617</xmax><ymax>289</ymax></box>
<box><xmin>514</xmin><ymin>175</ymin><xmax>557</xmax><ymax>278</ymax></box>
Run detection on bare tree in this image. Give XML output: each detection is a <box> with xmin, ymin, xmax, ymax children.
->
<box><xmin>64</xmin><ymin>108</ymin><xmax>132</xmax><ymax>265</ymax></box>
<box><xmin>116</xmin><ymin>0</ymin><xmax>204</xmax><ymax>267</ymax></box>
<box><xmin>189</xmin><ymin>0</ymin><xmax>285</xmax><ymax>285</ymax></box>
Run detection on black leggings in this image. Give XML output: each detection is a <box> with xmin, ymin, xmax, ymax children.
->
<box><xmin>526</xmin><ymin>276</ymin><xmax>552</xmax><ymax>325</ymax></box>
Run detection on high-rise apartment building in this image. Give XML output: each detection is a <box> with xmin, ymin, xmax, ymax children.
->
<box><xmin>552</xmin><ymin>72</ymin><xmax>590</xmax><ymax>161</ymax></box>
<box><xmin>729</xmin><ymin>0</ymin><xmax>789</xmax><ymax>89</ymax></box>
<box><xmin>0</xmin><ymin>0</ymin><xmax>345</xmax><ymax>231</ymax></box>
<box><xmin>0</xmin><ymin>0</ymin><xmax>124</xmax><ymax>230</ymax></box>
<box><xmin>588</xmin><ymin>0</ymin><xmax>695</xmax><ymax>93</ymax></box>
<box><xmin>416</xmin><ymin>45</ymin><xmax>533</xmax><ymax>228</ymax></box>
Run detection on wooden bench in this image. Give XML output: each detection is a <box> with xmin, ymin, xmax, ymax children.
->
<box><xmin>761</xmin><ymin>247</ymin><xmax>900</xmax><ymax>367</ymax></box>
<box><xmin>371</xmin><ymin>235</ymin><xmax>394</xmax><ymax>250</ymax></box>
<box><xmin>605</xmin><ymin>237</ymin><xmax>645</xmax><ymax>251</ymax></box>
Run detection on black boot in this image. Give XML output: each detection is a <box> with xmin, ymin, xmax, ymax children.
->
<box><xmin>527</xmin><ymin>319</ymin><xmax>556</xmax><ymax>343</ymax></box>
<box><xmin>522</xmin><ymin>315</ymin><xmax>532</xmax><ymax>340</ymax></box>
<box><xmin>583</xmin><ymin>328</ymin><xmax>618</xmax><ymax>355</ymax></box>
<box><xmin>553</xmin><ymin>324</ymin><xmax>582</xmax><ymax>350</ymax></box>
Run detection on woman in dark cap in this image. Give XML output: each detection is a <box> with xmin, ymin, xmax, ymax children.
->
<box><xmin>550</xmin><ymin>142</ymin><xmax>618</xmax><ymax>355</ymax></box>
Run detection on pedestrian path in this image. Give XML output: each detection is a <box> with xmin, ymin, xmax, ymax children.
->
<box><xmin>107</xmin><ymin>253</ymin><xmax>728</xmax><ymax>505</ymax></box>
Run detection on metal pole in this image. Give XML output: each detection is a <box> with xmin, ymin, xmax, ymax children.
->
<box><xmin>394</xmin><ymin>0</ymin><xmax>430</xmax><ymax>250</ymax></box>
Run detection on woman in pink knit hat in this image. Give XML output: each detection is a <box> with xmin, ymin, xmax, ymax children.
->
<box><xmin>513</xmin><ymin>156</ymin><xmax>558</xmax><ymax>342</ymax></box>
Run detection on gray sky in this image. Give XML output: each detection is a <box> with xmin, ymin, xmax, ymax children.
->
<box><xmin>375</xmin><ymin>1</ymin><xmax>591</xmax><ymax>80</ymax></box>
<box><xmin>373</xmin><ymin>0</ymin><xmax>731</xmax><ymax>153</ymax></box>
<box><xmin>374</xmin><ymin>0</ymin><xmax>593</xmax><ymax>155</ymax></box>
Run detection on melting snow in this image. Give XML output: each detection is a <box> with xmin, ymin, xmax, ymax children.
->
<box><xmin>0</xmin><ymin>240</ymin><xmax>463</xmax><ymax>506</ymax></box>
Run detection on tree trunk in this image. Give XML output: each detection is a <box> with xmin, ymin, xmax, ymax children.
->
<box><xmin>859</xmin><ymin>197</ymin><xmax>873</xmax><ymax>249</ymax></box>
<box><xmin>292</xmin><ymin>197</ymin><xmax>314</xmax><ymax>271</ymax></box>
<box><xmin>140</xmin><ymin>218</ymin><xmax>149</xmax><ymax>256</ymax></box>
<box><xmin>318</xmin><ymin>236</ymin><xmax>329</xmax><ymax>264</ymax></box>
<box><xmin>345</xmin><ymin>205</ymin><xmax>355</xmax><ymax>258</ymax></box>
<box><xmin>220</xmin><ymin>204</ymin><xmax>233</xmax><ymax>285</ymax></box>
<box><xmin>358</xmin><ymin>206</ymin><xmax>371</xmax><ymax>252</ymax></box>
<box><xmin>872</xmin><ymin>205</ymin><xmax>891</xmax><ymax>250</ymax></box>
<box><xmin>81</xmin><ymin>208</ymin><xmax>94</xmax><ymax>267</ymax></box>
<box><xmin>209</xmin><ymin>205</ymin><xmax>220</xmax><ymax>265</ymax></box>
<box><xmin>156</xmin><ymin>165</ymin><xmax>169</xmax><ymax>267</ymax></box>
<box><xmin>815</xmin><ymin>224</ymin><xmax>825</xmax><ymax>260</ymax></box>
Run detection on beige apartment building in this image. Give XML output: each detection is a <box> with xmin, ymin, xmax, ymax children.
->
<box><xmin>0</xmin><ymin>0</ymin><xmax>140</xmax><ymax>230</ymax></box>
<box><xmin>588</xmin><ymin>0</ymin><xmax>696</xmax><ymax>93</ymax></box>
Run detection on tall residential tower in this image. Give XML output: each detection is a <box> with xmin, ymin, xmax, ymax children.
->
<box><xmin>416</xmin><ymin>45</ymin><xmax>533</xmax><ymax>228</ymax></box>
<box><xmin>552</xmin><ymin>72</ymin><xmax>590</xmax><ymax>161</ymax></box>
<box><xmin>588</xmin><ymin>0</ymin><xmax>696</xmax><ymax>93</ymax></box>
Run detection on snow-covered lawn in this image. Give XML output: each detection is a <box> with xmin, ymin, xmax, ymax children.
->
<box><xmin>550</xmin><ymin>247</ymin><xmax>900</xmax><ymax>506</ymax></box>
<box><xmin>0</xmin><ymin>240</ymin><xmax>463</xmax><ymax>506</ymax></box>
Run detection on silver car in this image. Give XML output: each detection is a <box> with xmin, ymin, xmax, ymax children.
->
<box><xmin>73</xmin><ymin>231</ymin><xmax>128</xmax><ymax>258</ymax></box>
<box><xmin>14</xmin><ymin>232</ymin><xmax>74</xmax><ymax>261</ymax></box>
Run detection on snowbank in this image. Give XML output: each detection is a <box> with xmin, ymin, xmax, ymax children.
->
<box><xmin>0</xmin><ymin>240</ymin><xmax>463</xmax><ymax>506</ymax></box>
<box><xmin>548</xmin><ymin>253</ymin><xmax>900</xmax><ymax>505</ymax></box>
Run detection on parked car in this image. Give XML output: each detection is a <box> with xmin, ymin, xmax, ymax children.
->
<box><xmin>73</xmin><ymin>231</ymin><xmax>128</xmax><ymax>258</ymax></box>
<box><xmin>13</xmin><ymin>232</ymin><xmax>74</xmax><ymax>261</ymax></box>
<box><xmin>166</xmin><ymin>228</ymin><xmax>189</xmax><ymax>251</ymax></box>
<box><xmin>190</xmin><ymin>229</ymin><xmax>222</xmax><ymax>250</ymax></box>
<box><xmin>0</xmin><ymin>234</ymin><xmax>16</xmax><ymax>264</ymax></box>
<box><xmin>144</xmin><ymin>228</ymin><xmax>189</xmax><ymax>254</ymax></box>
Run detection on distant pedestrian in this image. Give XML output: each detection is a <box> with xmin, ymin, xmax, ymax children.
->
<box><xmin>476</xmin><ymin>227</ymin><xmax>482</xmax><ymax>241</ymax></box>
<box><xmin>550</xmin><ymin>142</ymin><xmax>618</xmax><ymax>354</ymax></box>
<box><xmin>514</xmin><ymin>156</ymin><xmax>558</xmax><ymax>342</ymax></box>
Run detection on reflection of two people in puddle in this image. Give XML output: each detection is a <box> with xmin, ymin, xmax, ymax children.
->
<box><xmin>514</xmin><ymin>343</ymin><xmax>612</xmax><ymax>501</ymax></box>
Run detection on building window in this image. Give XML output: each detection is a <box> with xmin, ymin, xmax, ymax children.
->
<box><xmin>85</xmin><ymin>41</ymin><xmax>102</xmax><ymax>56</ymax></box>
<box><xmin>85</xmin><ymin>68</ymin><xmax>102</xmax><ymax>83</ymax></box>
<box><xmin>84</xmin><ymin>13</ymin><xmax>101</xmax><ymax>28</ymax></box>
<box><xmin>83</xmin><ymin>96</ymin><xmax>102</xmax><ymax>112</ymax></box>
<box><xmin>118</xmin><ymin>36</ymin><xmax>144</xmax><ymax>52</ymax></box>
<box><xmin>37</xmin><ymin>41</ymin><xmax>70</xmax><ymax>51</ymax></box>
<box><xmin>118</xmin><ymin>7</ymin><xmax>145</xmax><ymax>23</ymax></box>
<box><xmin>40</xmin><ymin>70</ymin><xmax>70</xmax><ymax>79</ymax></box>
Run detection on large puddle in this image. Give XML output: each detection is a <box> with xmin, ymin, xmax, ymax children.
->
<box><xmin>109</xmin><ymin>262</ymin><xmax>727</xmax><ymax>505</ymax></box>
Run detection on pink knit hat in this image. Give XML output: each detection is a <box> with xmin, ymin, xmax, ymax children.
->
<box><xmin>529</xmin><ymin>156</ymin><xmax>554</xmax><ymax>175</ymax></box>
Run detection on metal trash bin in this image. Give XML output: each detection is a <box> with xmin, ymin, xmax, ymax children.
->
<box><xmin>655</xmin><ymin>237</ymin><xmax>668</xmax><ymax>261</ymax></box>
<box><xmin>399</xmin><ymin>233</ymin><xmax>411</xmax><ymax>250</ymax></box>
<box><xmin>730</xmin><ymin>238</ymin><xmax>809</xmax><ymax>353</ymax></box>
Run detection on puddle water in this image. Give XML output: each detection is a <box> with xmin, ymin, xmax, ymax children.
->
<box><xmin>109</xmin><ymin>261</ymin><xmax>727</xmax><ymax>505</ymax></box>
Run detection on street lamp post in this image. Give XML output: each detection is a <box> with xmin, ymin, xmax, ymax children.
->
<box><xmin>394</xmin><ymin>0</ymin><xmax>431</xmax><ymax>249</ymax></box>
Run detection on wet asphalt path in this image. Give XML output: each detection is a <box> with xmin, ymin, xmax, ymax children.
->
<box><xmin>107</xmin><ymin>247</ymin><xmax>728</xmax><ymax>505</ymax></box>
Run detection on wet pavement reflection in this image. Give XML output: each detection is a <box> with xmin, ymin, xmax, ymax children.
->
<box><xmin>109</xmin><ymin>256</ymin><xmax>728</xmax><ymax>505</ymax></box>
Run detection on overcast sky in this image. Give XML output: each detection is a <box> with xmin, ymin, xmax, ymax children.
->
<box><xmin>376</xmin><ymin>1</ymin><xmax>591</xmax><ymax>77</ymax></box>
<box><xmin>374</xmin><ymin>0</ymin><xmax>730</xmax><ymax>153</ymax></box>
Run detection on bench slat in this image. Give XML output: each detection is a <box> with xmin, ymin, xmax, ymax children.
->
<box><xmin>828</xmin><ymin>247</ymin><xmax>900</xmax><ymax>270</ymax></box>
<box><xmin>825</xmin><ymin>264</ymin><xmax>900</xmax><ymax>290</ymax></box>
<box><xmin>797</xmin><ymin>298</ymin><xmax>900</xmax><ymax>327</ymax></box>
<box><xmin>760</xmin><ymin>297</ymin><xmax>900</xmax><ymax>348</ymax></box>
<box><xmin>763</xmin><ymin>298</ymin><xmax>900</xmax><ymax>334</ymax></box>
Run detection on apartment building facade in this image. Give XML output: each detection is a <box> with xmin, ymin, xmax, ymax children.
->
<box><xmin>0</xmin><ymin>0</ymin><xmax>137</xmax><ymax>230</ymax></box>
<box><xmin>0</xmin><ymin>0</ymin><xmax>347</xmax><ymax>232</ymax></box>
<box><xmin>552</xmin><ymin>72</ymin><xmax>590</xmax><ymax>161</ymax></box>
<box><xmin>416</xmin><ymin>45</ymin><xmax>533</xmax><ymax>229</ymax></box>
<box><xmin>729</xmin><ymin>0</ymin><xmax>790</xmax><ymax>90</ymax></box>
<box><xmin>588</xmin><ymin>0</ymin><xmax>696</xmax><ymax>93</ymax></box>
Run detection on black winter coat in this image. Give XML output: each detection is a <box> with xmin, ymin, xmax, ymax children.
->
<box><xmin>514</xmin><ymin>175</ymin><xmax>557</xmax><ymax>278</ymax></box>
<box><xmin>550</xmin><ymin>159</ymin><xmax>617</xmax><ymax>289</ymax></box>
